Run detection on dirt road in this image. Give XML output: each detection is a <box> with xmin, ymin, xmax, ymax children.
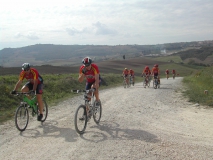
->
<box><xmin>1</xmin><ymin>77</ymin><xmax>213</xmax><ymax>160</ymax></box>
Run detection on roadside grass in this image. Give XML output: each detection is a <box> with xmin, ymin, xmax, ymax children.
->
<box><xmin>150</xmin><ymin>55</ymin><xmax>183</xmax><ymax>63</ymax></box>
<box><xmin>182</xmin><ymin>66</ymin><xmax>213</xmax><ymax>107</ymax></box>
<box><xmin>0</xmin><ymin>73</ymin><xmax>128</xmax><ymax>124</ymax></box>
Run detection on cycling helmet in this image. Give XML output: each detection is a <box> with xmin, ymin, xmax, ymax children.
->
<box><xmin>82</xmin><ymin>57</ymin><xmax>92</xmax><ymax>66</ymax></box>
<box><xmin>22</xmin><ymin>63</ymin><xmax>30</xmax><ymax>71</ymax></box>
<box><xmin>154</xmin><ymin>64</ymin><xmax>158</xmax><ymax>67</ymax></box>
<box><xmin>145</xmin><ymin>66</ymin><xmax>149</xmax><ymax>69</ymax></box>
<box><xmin>130</xmin><ymin>69</ymin><xmax>132</xmax><ymax>71</ymax></box>
<box><xmin>125</xmin><ymin>68</ymin><xmax>127</xmax><ymax>70</ymax></box>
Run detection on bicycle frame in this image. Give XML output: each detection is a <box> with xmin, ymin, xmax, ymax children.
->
<box><xmin>21</xmin><ymin>95</ymin><xmax>38</xmax><ymax>114</ymax></box>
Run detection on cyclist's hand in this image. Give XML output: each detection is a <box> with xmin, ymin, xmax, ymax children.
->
<box><xmin>11</xmin><ymin>90</ymin><xmax>17</xmax><ymax>94</ymax></box>
<box><xmin>82</xmin><ymin>67</ymin><xmax>87</xmax><ymax>74</ymax></box>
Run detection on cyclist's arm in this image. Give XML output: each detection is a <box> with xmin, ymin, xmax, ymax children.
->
<box><xmin>78</xmin><ymin>73</ymin><xmax>85</xmax><ymax>82</ymax></box>
<box><xmin>13</xmin><ymin>79</ymin><xmax>22</xmax><ymax>91</ymax></box>
<box><xmin>94</xmin><ymin>73</ymin><xmax>99</xmax><ymax>88</ymax></box>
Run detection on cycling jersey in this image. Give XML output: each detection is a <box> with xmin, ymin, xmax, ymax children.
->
<box><xmin>151</xmin><ymin>67</ymin><xmax>160</xmax><ymax>74</ymax></box>
<box><xmin>80</xmin><ymin>63</ymin><xmax>100</xmax><ymax>83</ymax></box>
<box><xmin>129</xmin><ymin>70</ymin><xmax>134</xmax><ymax>76</ymax></box>
<box><xmin>19</xmin><ymin>68</ymin><xmax>43</xmax><ymax>84</ymax></box>
<box><xmin>143</xmin><ymin>68</ymin><xmax>151</xmax><ymax>75</ymax></box>
<box><xmin>123</xmin><ymin>69</ymin><xmax>129</xmax><ymax>76</ymax></box>
<box><xmin>165</xmin><ymin>70</ymin><xmax>169</xmax><ymax>74</ymax></box>
<box><xmin>172</xmin><ymin>70</ymin><xmax>176</xmax><ymax>74</ymax></box>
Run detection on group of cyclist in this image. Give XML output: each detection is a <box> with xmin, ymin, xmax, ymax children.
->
<box><xmin>11</xmin><ymin>56</ymin><xmax>101</xmax><ymax>121</ymax></box>
<box><xmin>10</xmin><ymin>56</ymin><xmax>176</xmax><ymax>122</ymax></box>
<box><xmin>122</xmin><ymin>64</ymin><xmax>161</xmax><ymax>87</ymax></box>
<box><xmin>165</xmin><ymin>69</ymin><xmax>176</xmax><ymax>79</ymax></box>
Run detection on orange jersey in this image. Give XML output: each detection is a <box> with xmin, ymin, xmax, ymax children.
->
<box><xmin>151</xmin><ymin>67</ymin><xmax>160</xmax><ymax>74</ymax></box>
<box><xmin>143</xmin><ymin>68</ymin><xmax>151</xmax><ymax>75</ymax></box>
<box><xmin>19</xmin><ymin>68</ymin><xmax>43</xmax><ymax>84</ymax></box>
<box><xmin>129</xmin><ymin>70</ymin><xmax>134</xmax><ymax>75</ymax></box>
<box><xmin>123</xmin><ymin>69</ymin><xmax>129</xmax><ymax>75</ymax></box>
<box><xmin>79</xmin><ymin>63</ymin><xmax>99</xmax><ymax>83</ymax></box>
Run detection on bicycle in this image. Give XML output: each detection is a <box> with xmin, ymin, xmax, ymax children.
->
<box><xmin>172</xmin><ymin>73</ymin><xmax>176</xmax><ymax>79</ymax></box>
<box><xmin>129</xmin><ymin>75</ymin><xmax>134</xmax><ymax>86</ymax></box>
<box><xmin>72</xmin><ymin>88</ymin><xmax>102</xmax><ymax>134</ymax></box>
<box><xmin>122</xmin><ymin>76</ymin><xmax>129</xmax><ymax>88</ymax></box>
<box><xmin>142</xmin><ymin>75</ymin><xmax>150</xmax><ymax>88</ymax></box>
<box><xmin>14</xmin><ymin>92</ymin><xmax>48</xmax><ymax>131</ymax></box>
<box><xmin>153</xmin><ymin>76</ymin><xmax>160</xmax><ymax>89</ymax></box>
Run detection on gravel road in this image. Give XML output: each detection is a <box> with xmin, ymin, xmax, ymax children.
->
<box><xmin>1</xmin><ymin>77</ymin><xmax>213</xmax><ymax>160</ymax></box>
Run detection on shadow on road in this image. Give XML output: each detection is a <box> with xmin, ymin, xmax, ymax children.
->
<box><xmin>20</xmin><ymin>120</ymin><xmax>78</xmax><ymax>142</ymax></box>
<box><xmin>80</xmin><ymin>120</ymin><xmax>159</xmax><ymax>143</ymax></box>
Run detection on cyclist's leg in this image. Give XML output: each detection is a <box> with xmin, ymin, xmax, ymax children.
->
<box><xmin>92</xmin><ymin>81</ymin><xmax>100</xmax><ymax>102</ymax></box>
<box><xmin>21</xmin><ymin>82</ymin><xmax>31</xmax><ymax>92</ymax></box>
<box><xmin>36</xmin><ymin>83</ymin><xmax>43</xmax><ymax>115</ymax></box>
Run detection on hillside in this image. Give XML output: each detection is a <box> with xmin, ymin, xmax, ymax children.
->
<box><xmin>1</xmin><ymin>40</ymin><xmax>213</xmax><ymax>67</ymax></box>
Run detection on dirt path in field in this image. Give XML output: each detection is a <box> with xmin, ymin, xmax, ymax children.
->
<box><xmin>1</xmin><ymin>77</ymin><xmax>213</xmax><ymax>160</ymax></box>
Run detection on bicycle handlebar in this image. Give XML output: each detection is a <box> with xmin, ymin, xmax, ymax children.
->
<box><xmin>71</xmin><ymin>88</ymin><xmax>96</xmax><ymax>94</ymax></box>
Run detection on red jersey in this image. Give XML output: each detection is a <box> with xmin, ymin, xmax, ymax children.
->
<box><xmin>172</xmin><ymin>70</ymin><xmax>176</xmax><ymax>74</ymax></box>
<box><xmin>151</xmin><ymin>67</ymin><xmax>160</xmax><ymax>74</ymax></box>
<box><xmin>19</xmin><ymin>68</ymin><xmax>43</xmax><ymax>84</ymax></box>
<box><xmin>80</xmin><ymin>63</ymin><xmax>99</xmax><ymax>83</ymax></box>
<box><xmin>123</xmin><ymin>69</ymin><xmax>129</xmax><ymax>75</ymax></box>
<box><xmin>165</xmin><ymin>70</ymin><xmax>169</xmax><ymax>74</ymax></box>
<box><xmin>143</xmin><ymin>68</ymin><xmax>151</xmax><ymax>75</ymax></box>
<box><xmin>129</xmin><ymin>70</ymin><xmax>134</xmax><ymax>75</ymax></box>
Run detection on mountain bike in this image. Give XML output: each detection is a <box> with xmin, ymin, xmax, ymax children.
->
<box><xmin>14</xmin><ymin>92</ymin><xmax>48</xmax><ymax>131</ymax></box>
<box><xmin>129</xmin><ymin>75</ymin><xmax>134</xmax><ymax>86</ymax></box>
<box><xmin>153</xmin><ymin>76</ymin><xmax>160</xmax><ymax>89</ymax></box>
<box><xmin>172</xmin><ymin>73</ymin><xmax>176</xmax><ymax>79</ymax></box>
<box><xmin>72</xmin><ymin>88</ymin><xmax>102</xmax><ymax>134</ymax></box>
<box><xmin>142</xmin><ymin>75</ymin><xmax>150</xmax><ymax>88</ymax></box>
<box><xmin>122</xmin><ymin>76</ymin><xmax>129</xmax><ymax>88</ymax></box>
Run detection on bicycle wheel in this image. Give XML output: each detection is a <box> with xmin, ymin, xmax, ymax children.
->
<box><xmin>123</xmin><ymin>80</ymin><xmax>126</xmax><ymax>88</ymax></box>
<box><xmin>74</xmin><ymin>105</ymin><xmax>87</xmax><ymax>134</ymax></box>
<box><xmin>93</xmin><ymin>101</ymin><xmax>102</xmax><ymax>124</ymax></box>
<box><xmin>15</xmin><ymin>105</ymin><xmax>29</xmax><ymax>131</ymax></box>
<box><xmin>41</xmin><ymin>99</ymin><xmax>48</xmax><ymax>122</ymax></box>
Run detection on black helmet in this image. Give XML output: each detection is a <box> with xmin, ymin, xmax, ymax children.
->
<box><xmin>82</xmin><ymin>57</ymin><xmax>92</xmax><ymax>66</ymax></box>
<box><xmin>22</xmin><ymin>63</ymin><xmax>30</xmax><ymax>71</ymax></box>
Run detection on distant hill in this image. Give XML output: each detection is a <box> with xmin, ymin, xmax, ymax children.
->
<box><xmin>0</xmin><ymin>40</ymin><xmax>213</xmax><ymax>67</ymax></box>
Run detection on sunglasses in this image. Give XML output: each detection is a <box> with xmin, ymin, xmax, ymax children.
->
<box><xmin>24</xmin><ymin>69</ymin><xmax>30</xmax><ymax>71</ymax></box>
<box><xmin>85</xmin><ymin>64</ymin><xmax>91</xmax><ymax>67</ymax></box>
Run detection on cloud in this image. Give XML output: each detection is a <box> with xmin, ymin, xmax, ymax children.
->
<box><xmin>93</xmin><ymin>21</ymin><xmax>117</xmax><ymax>35</ymax></box>
<box><xmin>14</xmin><ymin>32</ymin><xmax>39</xmax><ymax>40</ymax></box>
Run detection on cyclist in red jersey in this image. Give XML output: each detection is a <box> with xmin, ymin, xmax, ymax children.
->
<box><xmin>142</xmin><ymin>66</ymin><xmax>151</xmax><ymax>84</ymax></box>
<box><xmin>165</xmin><ymin>69</ymin><xmax>169</xmax><ymax>79</ymax></box>
<box><xmin>129</xmin><ymin>69</ymin><xmax>135</xmax><ymax>85</ymax></box>
<box><xmin>151</xmin><ymin>64</ymin><xmax>160</xmax><ymax>84</ymax></box>
<box><xmin>11</xmin><ymin>63</ymin><xmax>44</xmax><ymax>121</ymax></box>
<box><xmin>122</xmin><ymin>68</ymin><xmax>129</xmax><ymax>85</ymax></box>
<box><xmin>172</xmin><ymin>69</ymin><xmax>176</xmax><ymax>79</ymax></box>
<box><xmin>78</xmin><ymin>57</ymin><xmax>101</xmax><ymax>106</ymax></box>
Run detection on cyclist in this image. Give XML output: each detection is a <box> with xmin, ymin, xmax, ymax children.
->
<box><xmin>142</xmin><ymin>66</ymin><xmax>151</xmax><ymax>85</ymax></box>
<box><xmin>151</xmin><ymin>64</ymin><xmax>160</xmax><ymax>84</ymax></box>
<box><xmin>129</xmin><ymin>69</ymin><xmax>135</xmax><ymax>85</ymax></box>
<box><xmin>172</xmin><ymin>69</ymin><xmax>176</xmax><ymax>79</ymax></box>
<box><xmin>122</xmin><ymin>68</ymin><xmax>129</xmax><ymax>85</ymax></box>
<box><xmin>78</xmin><ymin>57</ymin><xmax>101</xmax><ymax>106</ymax></box>
<box><xmin>165</xmin><ymin>69</ymin><xmax>169</xmax><ymax>79</ymax></box>
<box><xmin>11</xmin><ymin>63</ymin><xmax>44</xmax><ymax>121</ymax></box>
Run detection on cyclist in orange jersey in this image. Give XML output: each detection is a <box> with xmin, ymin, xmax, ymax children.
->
<box><xmin>151</xmin><ymin>64</ymin><xmax>160</xmax><ymax>84</ymax></box>
<box><xmin>129</xmin><ymin>69</ymin><xmax>135</xmax><ymax>85</ymax></box>
<box><xmin>122</xmin><ymin>68</ymin><xmax>129</xmax><ymax>85</ymax></box>
<box><xmin>142</xmin><ymin>66</ymin><xmax>151</xmax><ymax>84</ymax></box>
<box><xmin>165</xmin><ymin>69</ymin><xmax>169</xmax><ymax>79</ymax></box>
<box><xmin>11</xmin><ymin>63</ymin><xmax>44</xmax><ymax>121</ymax></box>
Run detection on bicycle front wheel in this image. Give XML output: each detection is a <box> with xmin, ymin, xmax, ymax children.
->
<box><xmin>74</xmin><ymin>105</ymin><xmax>87</xmax><ymax>134</ymax></box>
<box><xmin>15</xmin><ymin>105</ymin><xmax>29</xmax><ymax>131</ymax></box>
<box><xmin>40</xmin><ymin>99</ymin><xmax>48</xmax><ymax>122</ymax></box>
<box><xmin>93</xmin><ymin>101</ymin><xmax>102</xmax><ymax>124</ymax></box>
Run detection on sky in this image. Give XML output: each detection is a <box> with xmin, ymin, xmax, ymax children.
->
<box><xmin>1</xmin><ymin>0</ymin><xmax>213</xmax><ymax>50</ymax></box>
